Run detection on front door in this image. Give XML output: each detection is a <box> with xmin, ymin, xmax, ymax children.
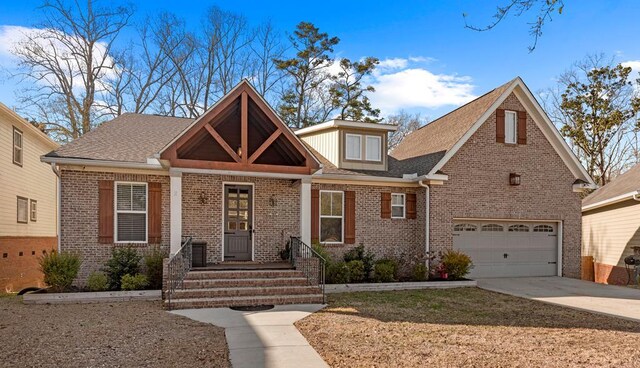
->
<box><xmin>224</xmin><ymin>185</ymin><xmax>253</xmax><ymax>261</ymax></box>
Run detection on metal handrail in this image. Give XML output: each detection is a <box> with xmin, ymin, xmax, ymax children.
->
<box><xmin>165</xmin><ymin>236</ymin><xmax>192</xmax><ymax>309</ymax></box>
<box><xmin>289</xmin><ymin>236</ymin><xmax>326</xmax><ymax>303</ymax></box>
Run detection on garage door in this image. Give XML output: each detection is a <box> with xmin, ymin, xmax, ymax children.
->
<box><xmin>453</xmin><ymin>220</ymin><xmax>558</xmax><ymax>278</ymax></box>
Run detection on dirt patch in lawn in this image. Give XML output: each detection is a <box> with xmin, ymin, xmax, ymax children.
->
<box><xmin>296</xmin><ymin>288</ymin><xmax>640</xmax><ymax>368</ymax></box>
<box><xmin>0</xmin><ymin>296</ymin><xmax>229</xmax><ymax>368</ymax></box>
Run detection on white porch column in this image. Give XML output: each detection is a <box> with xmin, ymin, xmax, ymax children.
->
<box><xmin>300</xmin><ymin>177</ymin><xmax>312</xmax><ymax>245</ymax></box>
<box><xmin>170</xmin><ymin>171</ymin><xmax>182</xmax><ymax>255</ymax></box>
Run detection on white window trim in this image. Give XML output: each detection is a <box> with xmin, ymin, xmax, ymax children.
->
<box><xmin>391</xmin><ymin>193</ymin><xmax>405</xmax><ymax>219</ymax></box>
<box><xmin>345</xmin><ymin>133</ymin><xmax>362</xmax><ymax>160</ymax></box>
<box><xmin>13</xmin><ymin>127</ymin><xmax>23</xmax><ymax>166</ymax></box>
<box><xmin>30</xmin><ymin>199</ymin><xmax>37</xmax><ymax>222</ymax></box>
<box><xmin>365</xmin><ymin>135</ymin><xmax>382</xmax><ymax>162</ymax></box>
<box><xmin>505</xmin><ymin>110</ymin><xmax>517</xmax><ymax>144</ymax></box>
<box><xmin>114</xmin><ymin>181</ymin><xmax>148</xmax><ymax>244</ymax></box>
<box><xmin>17</xmin><ymin>196</ymin><xmax>28</xmax><ymax>224</ymax></box>
<box><xmin>319</xmin><ymin>190</ymin><xmax>344</xmax><ymax>244</ymax></box>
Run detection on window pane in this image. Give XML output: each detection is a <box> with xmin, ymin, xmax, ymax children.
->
<box><xmin>331</xmin><ymin>192</ymin><xmax>343</xmax><ymax>216</ymax></box>
<box><xmin>228</xmin><ymin>222</ymin><xmax>236</xmax><ymax>231</ymax></box>
<box><xmin>505</xmin><ymin>112</ymin><xmax>517</xmax><ymax>143</ymax></box>
<box><xmin>321</xmin><ymin>218</ymin><xmax>342</xmax><ymax>243</ymax></box>
<box><xmin>346</xmin><ymin>134</ymin><xmax>361</xmax><ymax>160</ymax></box>
<box><xmin>17</xmin><ymin>198</ymin><xmax>28</xmax><ymax>223</ymax></box>
<box><xmin>238</xmin><ymin>222</ymin><xmax>248</xmax><ymax>230</ymax></box>
<box><xmin>131</xmin><ymin>185</ymin><xmax>146</xmax><ymax>211</ymax></box>
<box><xmin>391</xmin><ymin>194</ymin><xmax>404</xmax><ymax>205</ymax></box>
<box><xmin>117</xmin><ymin>213</ymin><xmax>146</xmax><ymax>242</ymax></box>
<box><xmin>116</xmin><ymin>184</ymin><xmax>132</xmax><ymax>211</ymax></box>
<box><xmin>392</xmin><ymin>206</ymin><xmax>404</xmax><ymax>218</ymax></box>
<box><xmin>320</xmin><ymin>192</ymin><xmax>332</xmax><ymax>216</ymax></box>
<box><xmin>228</xmin><ymin>210</ymin><xmax>237</xmax><ymax>218</ymax></box>
<box><xmin>228</xmin><ymin>199</ymin><xmax>238</xmax><ymax>209</ymax></box>
<box><xmin>238</xmin><ymin>210</ymin><xmax>248</xmax><ymax>220</ymax></box>
<box><xmin>365</xmin><ymin>136</ymin><xmax>381</xmax><ymax>161</ymax></box>
<box><xmin>238</xmin><ymin>199</ymin><xmax>248</xmax><ymax>209</ymax></box>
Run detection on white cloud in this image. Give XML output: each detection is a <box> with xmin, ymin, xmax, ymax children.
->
<box><xmin>368</xmin><ymin>57</ymin><xmax>476</xmax><ymax>115</ymax></box>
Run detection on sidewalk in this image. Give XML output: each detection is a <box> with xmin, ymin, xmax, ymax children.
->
<box><xmin>172</xmin><ymin>304</ymin><xmax>327</xmax><ymax>368</ymax></box>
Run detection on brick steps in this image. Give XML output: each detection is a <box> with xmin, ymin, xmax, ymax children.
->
<box><xmin>166</xmin><ymin>294</ymin><xmax>324</xmax><ymax>309</ymax></box>
<box><xmin>166</xmin><ymin>268</ymin><xmax>323</xmax><ymax>310</ymax></box>
<box><xmin>182</xmin><ymin>277</ymin><xmax>310</xmax><ymax>289</ymax></box>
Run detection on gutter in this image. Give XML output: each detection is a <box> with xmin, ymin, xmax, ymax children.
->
<box><xmin>418</xmin><ymin>179</ymin><xmax>430</xmax><ymax>271</ymax></box>
<box><xmin>50</xmin><ymin>163</ymin><xmax>61</xmax><ymax>253</ymax></box>
<box><xmin>582</xmin><ymin>190</ymin><xmax>640</xmax><ymax>212</ymax></box>
<box><xmin>41</xmin><ymin>156</ymin><xmax>165</xmax><ymax>171</ymax></box>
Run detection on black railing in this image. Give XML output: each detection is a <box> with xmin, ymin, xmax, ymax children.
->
<box><xmin>289</xmin><ymin>236</ymin><xmax>326</xmax><ymax>303</ymax></box>
<box><xmin>166</xmin><ymin>236</ymin><xmax>192</xmax><ymax>309</ymax></box>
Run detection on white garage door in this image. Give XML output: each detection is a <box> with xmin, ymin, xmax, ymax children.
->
<box><xmin>453</xmin><ymin>220</ymin><xmax>558</xmax><ymax>278</ymax></box>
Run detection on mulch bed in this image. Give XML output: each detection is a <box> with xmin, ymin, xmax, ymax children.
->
<box><xmin>0</xmin><ymin>296</ymin><xmax>229</xmax><ymax>368</ymax></box>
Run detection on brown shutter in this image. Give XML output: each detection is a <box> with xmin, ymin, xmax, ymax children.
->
<box><xmin>517</xmin><ymin>111</ymin><xmax>527</xmax><ymax>144</ymax></box>
<box><xmin>496</xmin><ymin>108</ymin><xmax>505</xmax><ymax>143</ymax></box>
<box><xmin>344</xmin><ymin>191</ymin><xmax>356</xmax><ymax>244</ymax></box>
<box><xmin>311</xmin><ymin>189</ymin><xmax>319</xmax><ymax>243</ymax></box>
<box><xmin>98</xmin><ymin>180</ymin><xmax>114</xmax><ymax>244</ymax></box>
<box><xmin>381</xmin><ymin>192</ymin><xmax>391</xmax><ymax>219</ymax></box>
<box><xmin>406</xmin><ymin>193</ymin><xmax>417</xmax><ymax>219</ymax></box>
<box><xmin>148</xmin><ymin>182</ymin><xmax>162</xmax><ymax>244</ymax></box>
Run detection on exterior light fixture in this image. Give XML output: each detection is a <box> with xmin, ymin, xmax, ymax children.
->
<box><xmin>509</xmin><ymin>173</ymin><xmax>521</xmax><ymax>186</ymax></box>
<box><xmin>237</xmin><ymin>146</ymin><xmax>242</xmax><ymax>157</ymax></box>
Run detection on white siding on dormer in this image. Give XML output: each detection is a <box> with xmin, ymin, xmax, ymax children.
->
<box><xmin>300</xmin><ymin>129</ymin><xmax>340</xmax><ymax>167</ymax></box>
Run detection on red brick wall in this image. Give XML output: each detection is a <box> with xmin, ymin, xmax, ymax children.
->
<box><xmin>429</xmin><ymin>93</ymin><xmax>582</xmax><ymax>278</ymax></box>
<box><xmin>311</xmin><ymin>183</ymin><xmax>425</xmax><ymax>276</ymax></box>
<box><xmin>0</xmin><ymin>236</ymin><xmax>57</xmax><ymax>292</ymax></box>
<box><xmin>60</xmin><ymin>170</ymin><xmax>170</xmax><ymax>284</ymax></box>
<box><xmin>594</xmin><ymin>262</ymin><xmax>633</xmax><ymax>285</ymax></box>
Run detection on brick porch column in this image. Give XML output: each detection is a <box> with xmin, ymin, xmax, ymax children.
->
<box><xmin>300</xmin><ymin>177</ymin><xmax>312</xmax><ymax>245</ymax></box>
<box><xmin>170</xmin><ymin>171</ymin><xmax>182</xmax><ymax>255</ymax></box>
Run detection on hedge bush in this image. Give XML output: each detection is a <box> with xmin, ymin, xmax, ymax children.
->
<box><xmin>343</xmin><ymin>245</ymin><xmax>375</xmax><ymax>281</ymax></box>
<box><xmin>441</xmin><ymin>250</ymin><xmax>473</xmax><ymax>280</ymax></box>
<box><xmin>120</xmin><ymin>274</ymin><xmax>149</xmax><ymax>291</ymax></box>
<box><xmin>38</xmin><ymin>252</ymin><xmax>81</xmax><ymax>292</ymax></box>
<box><xmin>373</xmin><ymin>259</ymin><xmax>398</xmax><ymax>283</ymax></box>
<box><xmin>86</xmin><ymin>271</ymin><xmax>108</xmax><ymax>291</ymax></box>
<box><xmin>144</xmin><ymin>249</ymin><xmax>164</xmax><ymax>290</ymax></box>
<box><xmin>346</xmin><ymin>260</ymin><xmax>365</xmax><ymax>283</ymax></box>
<box><xmin>104</xmin><ymin>247</ymin><xmax>141</xmax><ymax>290</ymax></box>
<box><xmin>412</xmin><ymin>263</ymin><xmax>428</xmax><ymax>282</ymax></box>
<box><xmin>327</xmin><ymin>261</ymin><xmax>350</xmax><ymax>284</ymax></box>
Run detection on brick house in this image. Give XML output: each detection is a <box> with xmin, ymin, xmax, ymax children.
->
<box><xmin>1</xmin><ymin>103</ymin><xmax>59</xmax><ymax>292</ymax></box>
<box><xmin>42</xmin><ymin>78</ymin><xmax>593</xmax><ymax>306</ymax></box>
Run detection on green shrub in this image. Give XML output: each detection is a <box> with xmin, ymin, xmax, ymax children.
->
<box><xmin>86</xmin><ymin>271</ymin><xmax>108</xmax><ymax>291</ymax></box>
<box><xmin>279</xmin><ymin>240</ymin><xmax>291</xmax><ymax>261</ymax></box>
<box><xmin>373</xmin><ymin>259</ymin><xmax>398</xmax><ymax>283</ymax></box>
<box><xmin>412</xmin><ymin>263</ymin><xmax>428</xmax><ymax>281</ymax></box>
<box><xmin>346</xmin><ymin>260</ymin><xmax>366</xmax><ymax>283</ymax></box>
<box><xmin>326</xmin><ymin>261</ymin><xmax>350</xmax><ymax>284</ymax></box>
<box><xmin>144</xmin><ymin>249</ymin><xmax>165</xmax><ymax>290</ymax></box>
<box><xmin>441</xmin><ymin>250</ymin><xmax>473</xmax><ymax>280</ymax></box>
<box><xmin>104</xmin><ymin>247</ymin><xmax>141</xmax><ymax>290</ymax></box>
<box><xmin>312</xmin><ymin>242</ymin><xmax>332</xmax><ymax>264</ymax></box>
<box><xmin>343</xmin><ymin>244</ymin><xmax>375</xmax><ymax>280</ymax></box>
<box><xmin>39</xmin><ymin>252</ymin><xmax>81</xmax><ymax>292</ymax></box>
<box><xmin>120</xmin><ymin>274</ymin><xmax>149</xmax><ymax>291</ymax></box>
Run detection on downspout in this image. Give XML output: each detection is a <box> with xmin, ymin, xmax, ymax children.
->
<box><xmin>633</xmin><ymin>193</ymin><xmax>640</xmax><ymax>202</ymax></box>
<box><xmin>418</xmin><ymin>180</ymin><xmax>430</xmax><ymax>270</ymax></box>
<box><xmin>50</xmin><ymin>163</ymin><xmax>61</xmax><ymax>253</ymax></box>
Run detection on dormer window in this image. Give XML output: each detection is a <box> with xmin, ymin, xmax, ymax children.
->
<box><xmin>365</xmin><ymin>136</ymin><xmax>381</xmax><ymax>161</ymax></box>
<box><xmin>504</xmin><ymin>111</ymin><xmax>517</xmax><ymax>144</ymax></box>
<box><xmin>345</xmin><ymin>134</ymin><xmax>362</xmax><ymax>160</ymax></box>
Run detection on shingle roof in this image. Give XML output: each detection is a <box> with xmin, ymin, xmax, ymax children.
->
<box><xmin>46</xmin><ymin>113</ymin><xmax>193</xmax><ymax>163</ymax></box>
<box><xmin>390</xmin><ymin>78</ymin><xmax>515</xmax><ymax>168</ymax></box>
<box><xmin>583</xmin><ymin>164</ymin><xmax>640</xmax><ymax>207</ymax></box>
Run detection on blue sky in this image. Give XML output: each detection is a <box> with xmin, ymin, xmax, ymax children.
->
<box><xmin>0</xmin><ymin>0</ymin><xmax>639</xmax><ymax>120</ymax></box>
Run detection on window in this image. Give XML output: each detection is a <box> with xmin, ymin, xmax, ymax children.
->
<box><xmin>391</xmin><ymin>193</ymin><xmax>405</xmax><ymax>218</ymax></box>
<box><xmin>29</xmin><ymin>199</ymin><xmax>37</xmax><ymax>222</ymax></box>
<box><xmin>508</xmin><ymin>224</ymin><xmax>529</xmax><ymax>232</ymax></box>
<box><xmin>481</xmin><ymin>224</ymin><xmax>503</xmax><ymax>232</ymax></box>
<box><xmin>365</xmin><ymin>135</ymin><xmax>382</xmax><ymax>161</ymax></box>
<box><xmin>115</xmin><ymin>182</ymin><xmax>147</xmax><ymax>243</ymax></box>
<box><xmin>320</xmin><ymin>191</ymin><xmax>343</xmax><ymax>243</ymax></box>
<box><xmin>505</xmin><ymin>111</ymin><xmax>517</xmax><ymax>144</ymax></box>
<box><xmin>453</xmin><ymin>223</ymin><xmax>477</xmax><ymax>232</ymax></box>
<box><xmin>533</xmin><ymin>224</ymin><xmax>554</xmax><ymax>233</ymax></box>
<box><xmin>13</xmin><ymin>127</ymin><xmax>23</xmax><ymax>166</ymax></box>
<box><xmin>17</xmin><ymin>196</ymin><xmax>28</xmax><ymax>223</ymax></box>
<box><xmin>345</xmin><ymin>134</ymin><xmax>362</xmax><ymax>160</ymax></box>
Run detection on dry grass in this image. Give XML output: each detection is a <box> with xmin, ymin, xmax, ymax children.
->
<box><xmin>0</xmin><ymin>296</ymin><xmax>229</xmax><ymax>368</ymax></box>
<box><xmin>296</xmin><ymin>288</ymin><xmax>640</xmax><ymax>368</ymax></box>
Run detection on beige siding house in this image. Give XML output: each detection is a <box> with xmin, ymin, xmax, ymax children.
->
<box><xmin>582</xmin><ymin>165</ymin><xmax>640</xmax><ymax>285</ymax></box>
<box><xmin>0</xmin><ymin>103</ymin><xmax>59</xmax><ymax>292</ymax></box>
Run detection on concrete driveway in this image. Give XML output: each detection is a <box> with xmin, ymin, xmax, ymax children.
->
<box><xmin>478</xmin><ymin>277</ymin><xmax>640</xmax><ymax>322</ymax></box>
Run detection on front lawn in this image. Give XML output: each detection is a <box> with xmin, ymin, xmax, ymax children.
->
<box><xmin>0</xmin><ymin>296</ymin><xmax>229</xmax><ymax>368</ymax></box>
<box><xmin>296</xmin><ymin>288</ymin><xmax>640</xmax><ymax>367</ymax></box>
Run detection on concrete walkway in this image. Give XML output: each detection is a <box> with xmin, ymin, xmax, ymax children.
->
<box><xmin>172</xmin><ymin>304</ymin><xmax>327</xmax><ymax>368</ymax></box>
<box><xmin>478</xmin><ymin>276</ymin><xmax>640</xmax><ymax>322</ymax></box>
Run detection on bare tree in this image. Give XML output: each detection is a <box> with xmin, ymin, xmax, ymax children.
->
<box><xmin>12</xmin><ymin>0</ymin><xmax>133</xmax><ymax>141</ymax></box>
<box><xmin>387</xmin><ymin>111</ymin><xmax>428</xmax><ymax>151</ymax></box>
<box><xmin>250</xmin><ymin>21</ymin><xmax>286</xmax><ymax>100</ymax></box>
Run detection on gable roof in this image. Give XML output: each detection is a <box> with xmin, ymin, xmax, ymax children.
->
<box><xmin>582</xmin><ymin>164</ymin><xmax>640</xmax><ymax>210</ymax></box>
<box><xmin>45</xmin><ymin>113</ymin><xmax>192</xmax><ymax>163</ymax></box>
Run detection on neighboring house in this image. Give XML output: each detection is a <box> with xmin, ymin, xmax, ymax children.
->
<box><xmin>582</xmin><ymin>164</ymin><xmax>640</xmax><ymax>284</ymax></box>
<box><xmin>42</xmin><ymin>77</ymin><xmax>594</xmax><ymax>291</ymax></box>
<box><xmin>0</xmin><ymin>103</ymin><xmax>59</xmax><ymax>292</ymax></box>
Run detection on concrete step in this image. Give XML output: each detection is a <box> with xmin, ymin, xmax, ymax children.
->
<box><xmin>174</xmin><ymin>285</ymin><xmax>321</xmax><ymax>299</ymax></box>
<box><xmin>165</xmin><ymin>294</ymin><xmax>324</xmax><ymax>310</ymax></box>
<box><xmin>185</xmin><ymin>269</ymin><xmax>305</xmax><ymax>280</ymax></box>
<box><xmin>182</xmin><ymin>277</ymin><xmax>310</xmax><ymax>289</ymax></box>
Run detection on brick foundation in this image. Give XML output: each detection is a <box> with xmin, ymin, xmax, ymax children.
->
<box><xmin>0</xmin><ymin>236</ymin><xmax>57</xmax><ymax>292</ymax></box>
<box><xmin>594</xmin><ymin>262</ymin><xmax>634</xmax><ymax>285</ymax></box>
